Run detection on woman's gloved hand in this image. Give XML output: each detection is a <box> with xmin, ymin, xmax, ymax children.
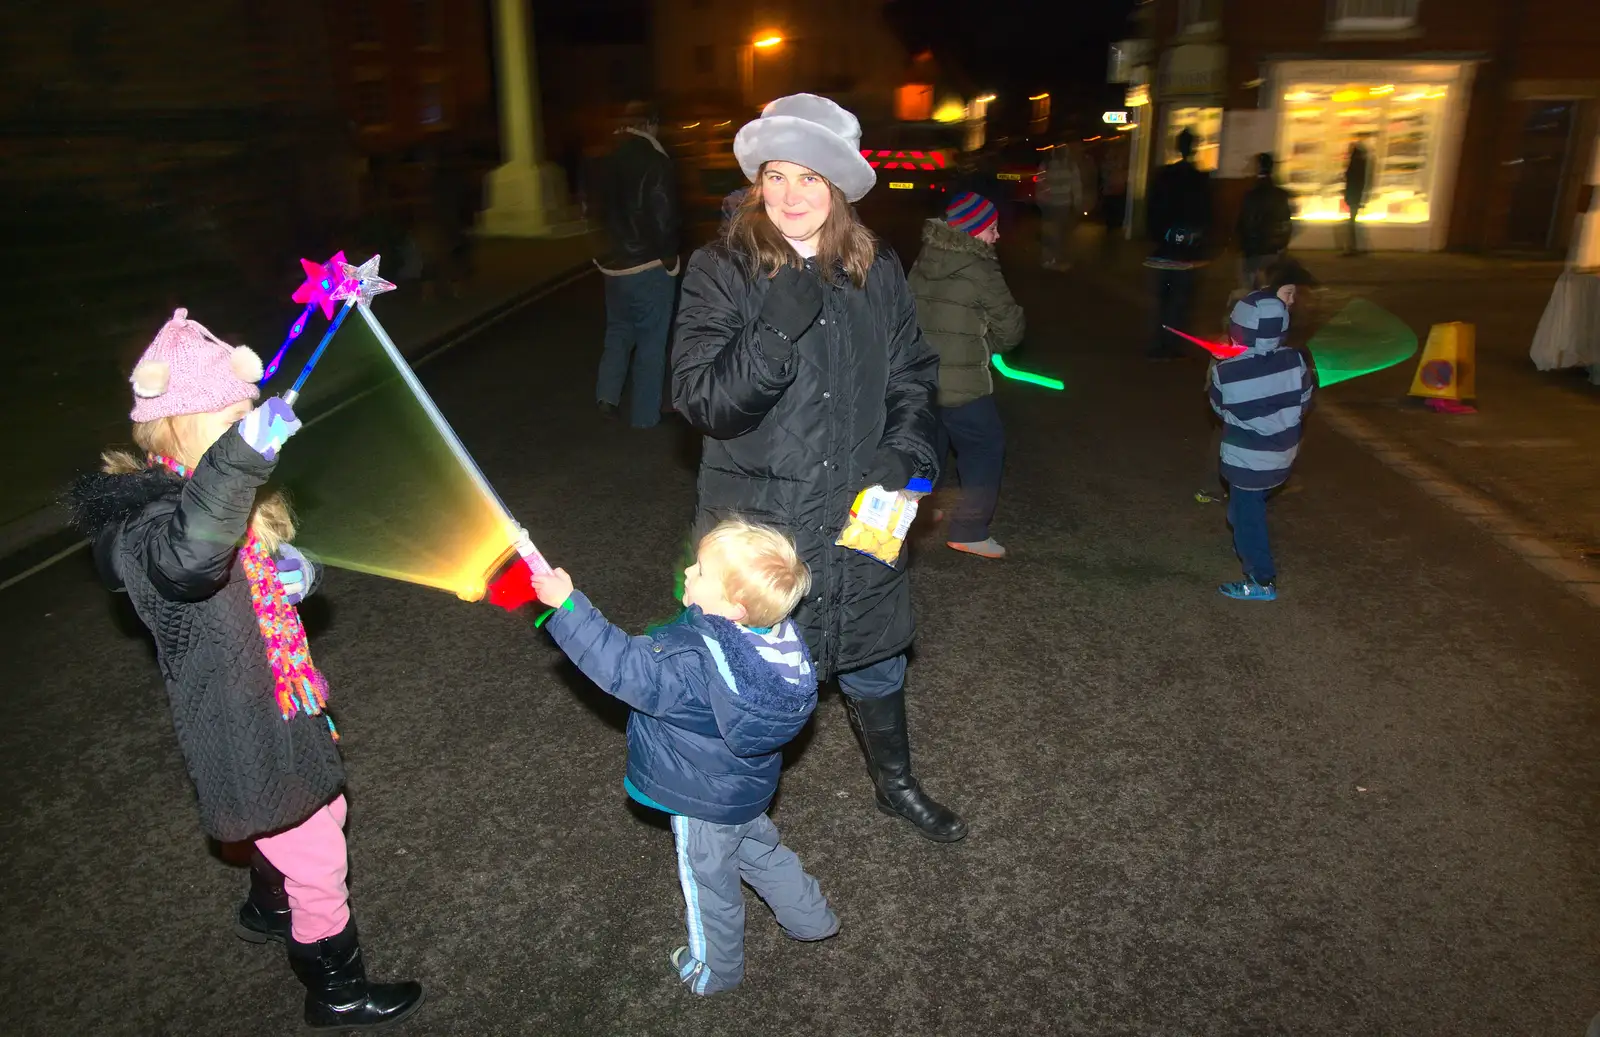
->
<box><xmin>238</xmin><ymin>397</ymin><xmax>302</xmax><ymax>461</ymax></box>
<box><xmin>757</xmin><ymin>265</ymin><xmax>824</xmax><ymax>359</ymax></box>
<box><xmin>861</xmin><ymin>448</ymin><xmax>915</xmax><ymax>493</ymax></box>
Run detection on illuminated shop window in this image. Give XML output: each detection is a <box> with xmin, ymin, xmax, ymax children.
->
<box><xmin>1164</xmin><ymin>106</ymin><xmax>1222</xmax><ymax>173</ymax></box>
<box><xmin>1278</xmin><ymin>81</ymin><xmax>1447</xmax><ymax>224</ymax></box>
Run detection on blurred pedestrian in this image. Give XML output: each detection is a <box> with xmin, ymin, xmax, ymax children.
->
<box><xmin>1342</xmin><ymin>135</ymin><xmax>1372</xmax><ymax>256</ymax></box>
<box><xmin>720</xmin><ymin>185</ymin><xmax>748</xmax><ymax>230</ymax></box>
<box><xmin>1236</xmin><ymin>152</ymin><xmax>1295</xmax><ymax>289</ymax></box>
<box><xmin>1209</xmin><ymin>260</ymin><xmax>1315</xmax><ymax>601</ymax></box>
<box><xmin>672</xmin><ymin>93</ymin><xmax>967</xmax><ymax>843</ymax></box>
<box><xmin>1144</xmin><ymin>128</ymin><xmax>1213</xmax><ymax>358</ymax></box>
<box><xmin>595</xmin><ymin>100</ymin><xmax>681</xmax><ymax>428</ymax></box>
<box><xmin>1037</xmin><ymin>144</ymin><xmax>1084</xmax><ymax>270</ymax></box>
<box><xmin>908</xmin><ymin>192</ymin><xmax>1025</xmax><ymax>559</ymax></box>
<box><xmin>1099</xmin><ymin>143</ymin><xmax>1129</xmax><ymax>258</ymax></box>
<box><xmin>64</xmin><ymin>310</ymin><xmax>424</xmax><ymax>1030</ymax></box>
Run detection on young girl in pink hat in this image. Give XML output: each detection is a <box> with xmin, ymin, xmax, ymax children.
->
<box><xmin>65</xmin><ymin>309</ymin><xmax>423</xmax><ymax>1031</ymax></box>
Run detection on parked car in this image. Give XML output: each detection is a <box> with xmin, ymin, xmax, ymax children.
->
<box><xmin>988</xmin><ymin>140</ymin><xmax>1049</xmax><ymax>208</ymax></box>
<box><xmin>858</xmin><ymin>122</ymin><xmax>964</xmax><ymax>210</ymax></box>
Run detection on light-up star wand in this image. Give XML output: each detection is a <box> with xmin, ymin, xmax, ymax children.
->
<box><xmin>271</xmin><ymin>252</ymin><xmax>556</xmax><ymax>602</ymax></box>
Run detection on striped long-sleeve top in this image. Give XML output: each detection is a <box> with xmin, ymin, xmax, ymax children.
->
<box><xmin>1209</xmin><ymin>291</ymin><xmax>1315</xmax><ymax>491</ymax></box>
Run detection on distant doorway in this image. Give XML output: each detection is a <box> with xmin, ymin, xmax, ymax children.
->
<box><xmin>1503</xmin><ymin>101</ymin><xmax>1576</xmax><ymax>251</ymax></box>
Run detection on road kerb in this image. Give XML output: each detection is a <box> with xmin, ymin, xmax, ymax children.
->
<box><xmin>1317</xmin><ymin>401</ymin><xmax>1598</xmax><ymax>608</ymax></box>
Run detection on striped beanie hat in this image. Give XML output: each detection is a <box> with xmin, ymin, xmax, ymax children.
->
<box><xmin>946</xmin><ymin>192</ymin><xmax>998</xmax><ymax>237</ymax></box>
<box><xmin>1227</xmin><ymin>291</ymin><xmax>1290</xmax><ymax>352</ymax></box>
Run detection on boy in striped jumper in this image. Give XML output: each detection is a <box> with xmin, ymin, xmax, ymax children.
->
<box><xmin>1210</xmin><ymin>284</ymin><xmax>1314</xmax><ymax>601</ymax></box>
<box><xmin>531</xmin><ymin>519</ymin><xmax>838</xmax><ymax>994</ymax></box>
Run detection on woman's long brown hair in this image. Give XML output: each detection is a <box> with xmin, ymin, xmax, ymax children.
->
<box><xmin>724</xmin><ymin>163</ymin><xmax>878</xmax><ymax>288</ymax></box>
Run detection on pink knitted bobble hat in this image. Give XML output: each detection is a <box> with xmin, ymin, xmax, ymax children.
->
<box><xmin>129</xmin><ymin>308</ymin><xmax>263</xmax><ymax>422</ymax></box>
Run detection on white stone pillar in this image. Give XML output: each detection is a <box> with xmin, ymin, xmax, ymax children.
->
<box><xmin>479</xmin><ymin>0</ymin><xmax>562</xmax><ymax>236</ymax></box>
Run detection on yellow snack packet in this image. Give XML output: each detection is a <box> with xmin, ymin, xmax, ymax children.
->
<box><xmin>836</xmin><ymin>477</ymin><xmax>933</xmax><ymax>566</ymax></box>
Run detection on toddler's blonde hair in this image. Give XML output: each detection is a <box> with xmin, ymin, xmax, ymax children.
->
<box><xmin>698</xmin><ymin>518</ymin><xmax>811</xmax><ymax>629</ymax></box>
<box><xmin>101</xmin><ymin>415</ymin><xmax>295</xmax><ymax>553</ymax></box>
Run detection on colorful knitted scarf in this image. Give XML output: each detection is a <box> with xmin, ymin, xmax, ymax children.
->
<box><xmin>150</xmin><ymin>455</ymin><xmax>337</xmax><ymax>741</ymax></box>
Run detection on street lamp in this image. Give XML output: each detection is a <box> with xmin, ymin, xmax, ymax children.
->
<box><xmin>741</xmin><ymin>32</ymin><xmax>784</xmax><ymax>106</ymax></box>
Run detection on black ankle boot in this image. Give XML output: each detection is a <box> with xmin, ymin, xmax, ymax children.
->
<box><xmin>235</xmin><ymin>850</ymin><xmax>291</xmax><ymax>944</ymax></box>
<box><xmin>844</xmin><ymin>691</ymin><xmax>968</xmax><ymax>842</ymax></box>
<box><xmin>287</xmin><ymin>921</ymin><xmax>425</xmax><ymax>1030</ymax></box>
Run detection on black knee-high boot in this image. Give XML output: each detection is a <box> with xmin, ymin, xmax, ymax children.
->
<box><xmin>844</xmin><ymin>691</ymin><xmax>968</xmax><ymax>842</ymax></box>
<box><xmin>234</xmin><ymin>849</ymin><xmax>292</xmax><ymax>944</ymax></box>
<box><xmin>287</xmin><ymin>920</ymin><xmax>424</xmax><ymax>1030</ymax></box>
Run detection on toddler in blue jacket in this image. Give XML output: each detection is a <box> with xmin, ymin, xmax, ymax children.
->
<box><xmin>531</xmin><ymin>518</ymin><xmax>838</xmax><ymax>995</ymax></box>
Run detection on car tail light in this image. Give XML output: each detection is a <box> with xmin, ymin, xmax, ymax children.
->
<box><xmin>861</xmin><ymin>149</ymin><xmax>948</xmax><ymax>171</ymax></box>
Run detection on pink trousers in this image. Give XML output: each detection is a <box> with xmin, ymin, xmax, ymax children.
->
<box><xmin>253</xmin><ymin>795</ymin><xmax>350</xmax><ymax>943</ymax></box>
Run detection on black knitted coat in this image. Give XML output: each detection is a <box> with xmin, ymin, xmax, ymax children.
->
<box><xmin>65</xmin><ymin>432</ymin><xmax>345</xmax><ymax>842</ymax></box>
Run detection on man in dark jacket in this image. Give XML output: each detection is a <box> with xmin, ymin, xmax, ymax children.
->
<box><xmin>1145</xmin><ymin>127</ymin><xmax>1213</xmax><ymax>358</ymax></box>
<box><xmin>596</xmin><ymin>101</ymin><xmax>681</xmax><ymax>428</ymax></box>
<box><xmin>1236</xmin><ymin>151</ymin><xmax>1295</xmax><ymax>288</ymax></box>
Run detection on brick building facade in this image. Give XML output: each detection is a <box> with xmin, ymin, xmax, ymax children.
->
<box><xmin>1136</xmin><ymin>0</ymin><xmax>1600</xmax><ymax>255</ymax></box>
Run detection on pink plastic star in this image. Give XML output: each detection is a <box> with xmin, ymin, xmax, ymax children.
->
<box><xmin>290</xmin><ymin>251</ymin><xmax>348</xmax><ymax>320</ymax></box>
<box><xmin>331</xmin><ymin>254</ymin><xmax>397</xmax><ymax>306</ymax></box>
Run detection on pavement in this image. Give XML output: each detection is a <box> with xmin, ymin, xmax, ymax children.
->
<box><xmin>4</xmin><ymin>199</ymin><xmax>1599</xmax><ymax>1036</ymax></box>
<box><xmin>1061</xmin><ymin>225</ymin><xmax>1600</xmax><ymax>596</ymax></box>
<box><xmin>0</xmin><ymin>230</ymin><xmax>601</xmax><ymax>565</ymax></box>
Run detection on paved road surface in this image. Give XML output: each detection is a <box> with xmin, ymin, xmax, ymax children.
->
<box><xmin>4</xmin><ymin>199</ymin><xmax>1597</xmax><ymax>1036</ymax></box>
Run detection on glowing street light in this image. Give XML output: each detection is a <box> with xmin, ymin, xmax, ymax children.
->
<box><xmin>753</xmin><ymin>34</ymin><xmax>783</xmax><ymax>48</ymax></box>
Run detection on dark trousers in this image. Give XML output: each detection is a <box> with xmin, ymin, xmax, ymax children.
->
<box><xmin>1149</xmin><ymin>267</ymin><xmax>1196</xmax><ymax>356</ymax></box>
<box><xmin>598</xmin><ymin>266</ymin><xmax>677</xmax><ymax>428</ymax></box>
<box><xmin>1227</xmin><ymin>487</ymin><xmax>1275</xmax><ymax>585</ymax></box>
<box><xmin>1343</xmin><ymin>203</ymin><xmax>1365</xmax><ymax>254</ymax></box>
<box><xmin>933</xmin><ymin>394</ymin><xmax>1005</xmax><ymax>543</ymax></box>
<box><xmin>838</xmin><ymin>654</ymin><xmax>906</xmax><ymax>701</ymax></box>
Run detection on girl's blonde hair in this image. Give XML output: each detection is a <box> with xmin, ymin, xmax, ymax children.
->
<box><xmin>101</xmin><ymin>415</ymin><xmax>295</xmax><ymax>553</ymax></box>
<box><xmin>698</xmin><ymin>518</ymin><xmax>811</xmax><ymax>629</ymax></box>
<box><xmin>724</xmin><ymin>163</ymin><xmax>878</xmax><ymax>289</ymax></box>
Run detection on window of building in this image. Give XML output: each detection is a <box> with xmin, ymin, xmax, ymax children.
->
<box><xmin>1329</xmin><ymin>0</ymin><xmax>1420</xmax><ymax>33</ymax></box>
<box><xmin>419</xmin><ymin>81</ymin><xmax>445</xmax><ymax>126</ymax></box>
<box><xmin>355</xmin><ymin>76</ymin><xmax>389</xmax><ymax>128</ymax></box>
<box><xmin>691</xmin><ymin>0</ymin><xmax>711</xmax><ymax>8</ymax></box>
<box><xmin>412</xmin><ymin>0</ymin><xmax>442</xmax><ymax>48</ymax></box>
<box><xmin>1277</xmin><ymin>79</ymin><xmax>1448</xmax><ymax>224</ymax></box>
<box><xmin>694</xmin><ymin>44</ymin><xmax>713</xmax><ymax>76</ymax></box>
<box><xmin>1177</xmin><ymin>0</ymin><xmax>1220</xmax><ymax>35</ymax></box>
<box><xmin>353</xmin><ymin>0</ymin><xmax>382</xmax><ymax>46</ymax></box>
<box><xmin>1163</xmin><ymin>107</ymin><xmax>1222</xmax><ymax>172</ymax></box>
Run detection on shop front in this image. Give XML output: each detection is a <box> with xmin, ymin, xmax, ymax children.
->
<box><xmin>1269</xmin><ymin>59</ymin><xmax>1477</xmax><ymax>251</ymax></box>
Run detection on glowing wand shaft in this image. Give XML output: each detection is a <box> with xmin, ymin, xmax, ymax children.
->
<box><xmin>264</xmin><ymin>302</ymin><xmax>317</xmax><ymax>382</ymax></box>
<box><xmin>282</xmin><ymin>299</ymin><xmax>355</xmax><ymax>406</ymax></box>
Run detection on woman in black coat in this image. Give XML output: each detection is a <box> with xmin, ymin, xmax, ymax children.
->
<box><xmin>670</xmin><ymin>94</ymin><xmax>966</xmax><ymax>842</ymax></box>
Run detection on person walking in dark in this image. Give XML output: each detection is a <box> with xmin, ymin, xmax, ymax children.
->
<box><xmin>1236</xmin><ymin>152</ymin><xmax>1295</xmax><ymax>289</ymax></box>
<box><xmin>1099</xmin><ymin>144</ymin><xmax>1129</xmax><ymax>259</ymax></box>
<box><xmin>1342</xmin><ymin>135</ymin><xmax>1371</xmax><ymax>256</ymax></box>
<box><xmin>595</xmin><ymin>101</ymin><xmax>681</xmax><ymax>428</ymax></box>
<box><xmin>1145</xmin><ymin>127</ymin><xmax>1213</xmax><ymax>358</ymax></box>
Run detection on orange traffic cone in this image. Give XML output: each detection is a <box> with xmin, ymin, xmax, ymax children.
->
<box><xmin>1409</xmin><ymin>322</ymin><xmax>1476</xmax><ymax>402</ymax></box>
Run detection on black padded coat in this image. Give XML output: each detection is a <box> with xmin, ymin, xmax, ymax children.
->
<box><xmin>66</xmin><ymin>431</ymin><xmax>345</xmax><ymax>842</ymax></box>
<box><xmin>670</xmin><ymin>244</ymin><xmax>940</xmax><ymax>680</ymax></box>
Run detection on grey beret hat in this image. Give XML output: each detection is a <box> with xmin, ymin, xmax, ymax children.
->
<box><xmin>733</xmin><ymin>93</ymin><xmax>878</xmax><ymax>203</ymax></box>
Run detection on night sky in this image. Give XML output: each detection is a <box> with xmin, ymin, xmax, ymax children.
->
<box><xmin>885</xmin><ymin>0</ymin><xmax>1137</xmax><ymax>99</ymax></box>
<box><xmin>536</xmin><ymin>0</ymin><xmax>1137</xmax><ymax>110</ymax></box>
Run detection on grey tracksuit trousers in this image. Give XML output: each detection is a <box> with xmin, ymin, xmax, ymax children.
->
<box><xmin>669</xmin><ymin>813</ymin><xmax>839</xmax><ymax>994</ymax></box>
